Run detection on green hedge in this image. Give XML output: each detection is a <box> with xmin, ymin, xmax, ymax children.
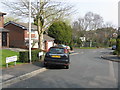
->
<box><xmin>19</xmin><ymin>49</ymin><xmax>42</xmax><ymax>62</ymax></box>
<box><xmin>113</xmin><ymin>50</ymin><xmax>118</xmax><ymax>55</ymax></box>
<box><xmin>116</xmin><ymin>35</ymin><xmax>120</xmax><ymax>56</ymax></box>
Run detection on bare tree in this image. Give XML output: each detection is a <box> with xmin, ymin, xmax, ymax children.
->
<box><xmin>2</xmin><ymin>0</ymin><xmax>74</xmax><ymax>49</ymax></box>
<box><xmin>73</xmin><ymin>12</ymin><xmax>104</xmax><ymax>40</ymax></box>
<box><xmin>79</xmin><ymin>12</ymin><xmax>103</xmax><ymax>31</ymax></box>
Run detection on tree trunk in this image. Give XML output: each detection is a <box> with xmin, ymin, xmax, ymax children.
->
<box><xmin>37</xmin><ymin>18</ymin><xmax>44</xmax><ymax>50</ymax></box>
<box><xmin>38</xmin><ymin>32</ymin><xmax>44</xmax><ymax>50</ymax></box>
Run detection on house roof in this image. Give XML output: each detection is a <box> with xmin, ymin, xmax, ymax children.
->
<box><xmin>26</xmin><ymin>35</ymin><xmax>54</xmax><ymax>42</ymax></box>
<box><xmin>4</xmin><ymin>21</ymin><xmax>37</xmax><ymax>30</ymax></box>
<box><xmin>0</xmin><ymin>12</ymin><xmax>6</xmax><ymax>16</ymax></box>
<box><xmin>4</xmin><ymin>21</ymin><xmax>54</xmax><ymax>41</ymax></box>
<box><xmin>0</xmin><ymin>28</ymin><xmax>9</xmax><ymax>32</ymax></box>
<box><xmin>43</xmin><ymin>34</ymin><xmax>54</xmax><ymax>41</ymax></box>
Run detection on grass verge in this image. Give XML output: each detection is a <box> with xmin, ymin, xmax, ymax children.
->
<box><xmin>1</xmin><ymin>49</ymin><xmax>24</xmax><ymax>68</ymax></box>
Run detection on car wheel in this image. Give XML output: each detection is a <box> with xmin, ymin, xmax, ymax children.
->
<box><xmin>44</xmin><ymin>63</ymin><xmax>47</xmax><ymax>67</ymax></box>
<box><xmin>65</xmin><ymin>65</ymin><xmax>69</xmax><ymax>69</ymax></box>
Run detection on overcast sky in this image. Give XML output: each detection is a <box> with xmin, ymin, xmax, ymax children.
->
<box><xmin>0</xmin><ymin>0</ymin><xmax>119</xmax><ymax>27</ymax></box>
<box><xmin>62</xmin><ymin>0</ymin><xmax>118</xmax><ymax>27</ymax></box>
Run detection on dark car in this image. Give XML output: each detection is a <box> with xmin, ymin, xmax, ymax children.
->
<box><xmin>44</xmin><ymin>46</ymin><xmax>70</xmax><ymax>69</ymax></box>
<box><xmin>112</xmin><ymin>45</ymin><xmax>116</xmax><ymax>50</ymax></box>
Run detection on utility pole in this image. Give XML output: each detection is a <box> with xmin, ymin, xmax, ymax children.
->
<box><xmin>118</xmin><ymin>1</ymin><xmax>120</xmax><ymax>35</ymax></box>
<box><xmin>29</xmin><ymin>0</ymin><xmax>32</xmax><ymax>63</ymax></box>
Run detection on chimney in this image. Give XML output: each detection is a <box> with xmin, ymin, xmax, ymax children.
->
<box><xmin>0</xmin><ymin>12</ymin><xmax>6</xmax><ymax>28</ymax></box>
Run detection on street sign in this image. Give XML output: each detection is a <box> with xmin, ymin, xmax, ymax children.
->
<box><xmin>6</xmin><ymin>56</ymin><xmax>17</xmax><ymax>67</ymax></box>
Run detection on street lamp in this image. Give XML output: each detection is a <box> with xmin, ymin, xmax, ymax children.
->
<box><xmin>29</xmin><ymin>0</ymin><xmax>32</xmax><ymax>63</ymax></box>
<box><xmin>118</xmin><ymin>1</ymin><xmax>120</xmax><ymax>35</ymax></box>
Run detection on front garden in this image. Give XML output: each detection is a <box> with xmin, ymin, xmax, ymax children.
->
<box><xmin>1</xmin><ymin>49</ymin><xmax>23</xmax><ymax>68</ymax></box>
<box><xmin>1</xmin><ymin>49</ymin><xmax>43</xmax><ymax>68</ymax></box>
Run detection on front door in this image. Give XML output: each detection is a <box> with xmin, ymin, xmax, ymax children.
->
<box><xmin>2</xmin><ymin>32</ymin><xmax>7</xmax><ymax>46</ymax></box>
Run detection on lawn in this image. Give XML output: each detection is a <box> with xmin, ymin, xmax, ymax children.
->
<box><xmin>1</xmin><ymin>49</ymin><xmax>23</xmax><ymax>68</ymax></box>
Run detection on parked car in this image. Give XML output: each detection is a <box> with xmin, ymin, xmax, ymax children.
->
<box><xmin>44</xmin><ymin>46</ymin><xmax>70</xmax><ymax>69</ymax></box>
<box><xmin>112</xmin><ymin>45</ymin><xmax>116</xmax><ymax>50</ymax></box>
<box><xmin>66</xmin><ymin>45</ymin><xmax>70</xmax><ymax>50</ymax></box>
<box><xmin>57</xmin><ymin>44</ymin><xmax>70</xmax><ymax>52</ymax></box>
<box><xmin>57</xmin><ymin>44</ymin><xmax>67</xmax><ymax>48</ymax></box>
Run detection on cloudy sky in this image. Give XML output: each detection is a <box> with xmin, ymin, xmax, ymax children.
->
<box><xmin>0</xmin><ymin>0</ymin><xmax>119</xmax><ymax>27</ymax></box>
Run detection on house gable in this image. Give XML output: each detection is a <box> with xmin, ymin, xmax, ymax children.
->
<box><xmin>4</xmin><ymin>21</ymin><xmax>37</xmax><ymax>30</ymax></box>
<box><xmin>4</xmin><ymin>22</ymin><xmax>25</xmax><ymax>48</ymax></box>
<box><xmin>4</xmin><ymin>21</ymin><xmax>27</xmax><ymax>30</ymax></box>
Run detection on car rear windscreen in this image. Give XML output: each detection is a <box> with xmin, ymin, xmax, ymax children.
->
<box><xmin>49</xmin><ymin>48</ymin><xmax>64</xmax><ymax>54</ymax></box>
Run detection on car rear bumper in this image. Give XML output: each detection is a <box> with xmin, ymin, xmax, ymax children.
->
<box><xmin>44</xmin><ymin>58</ymin><xmax>69</xmax><ymax>66</ymax></box>
<box><xmin>44</xmin><ymin>61</ymin><xmax>69</xmax><ymax>66</ymax></box>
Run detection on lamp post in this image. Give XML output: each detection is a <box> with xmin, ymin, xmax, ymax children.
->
<box><xmin>118</xmin><ymin>1</ymin><xmax>120</xmax><ymax>35</ymax></box>
<box><xmin>29</xmin><ymin>0</ymin><xmax>32</xmax><ymax>63</ymax></box>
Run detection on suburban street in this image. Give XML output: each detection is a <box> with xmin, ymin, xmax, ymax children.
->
<box><xmin>4</xmin><ymin>48</ymin><xmax>118</xmax><ymax>88</ymax></box>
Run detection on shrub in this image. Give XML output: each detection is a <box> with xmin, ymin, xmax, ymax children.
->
<box><xmin>116</xmin><ymin>35</ymin><xmax>120</xmax><ymax>56</ymax></box>
<box><xmin>113</xmin><ymin>50</ymin><xmax>118</xmax><ymax>55</ymax></box>
<box><xmin>19</xmin><ymin>51</ymin><xmax>29</xmax><ymax>62</ymax></box>
<box><xmin>19</xmin><ymin>49</ymin><xmax>42</xmax><ymax>63</ymax></box>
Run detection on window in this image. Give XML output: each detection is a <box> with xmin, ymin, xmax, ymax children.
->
<box><xmin>49</xmin><ymin>48</ymin><xmax>64</xmax><ymax>54</ymax></box>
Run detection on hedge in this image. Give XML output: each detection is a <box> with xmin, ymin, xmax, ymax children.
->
<box><xmin>19</xmin><ymin>49</ymin><xmax>43</xmax><ymax>63</ymax></box>
<box><xmin>113</xmin><ymin>50</ymin><xmax>118</xmax><ymax>55</ymax></box>
<box><xmin>116</xmin><ymin>35</ymin><xmax>120</xmax><ymax>56</ymax></box>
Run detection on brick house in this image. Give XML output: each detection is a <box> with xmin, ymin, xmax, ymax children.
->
<box><xmin>4</xmin><ymin>21</ymin><xmax>54</xmax><ymax>51</ymax></box>
<box><xmin>0</xmin><ymin>12</ymin><xmax>9</xmax><ymax>48</ymax></box>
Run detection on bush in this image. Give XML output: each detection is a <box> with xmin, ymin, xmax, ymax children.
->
<box><xmin>113</xmin><ymin>50</ymin><xmax>118</xmax><ymax>55</ymax></box>
<box><xmin>70</xmin><ymin>46</ymin><xmax>73</xmax><ymax>51</ymax></box>
<box><xmin>116</xmin><ymin>35</ymin><xmax>120</xmax><ymax>56</ymax></box>
<box><xmin>19</xmin><ymin>49</ymin><xmax>42</xmax><ymax>63</ymax></box>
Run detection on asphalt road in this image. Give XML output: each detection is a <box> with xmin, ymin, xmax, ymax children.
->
<box><xmin>4</xmin><ymin>48</ymin><xmax>118</xmax><ymax>88</ymax></box>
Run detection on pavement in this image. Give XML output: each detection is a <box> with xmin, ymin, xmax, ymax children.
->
<box><xmin>0</xmin><ymin>49</ymin><xmax>119</xmax><ymax>88</ymax></box>
<box><xmin>1</xmin><ymin>61</ymin><xmax>47</xmax><ymax>88</ymax></box>
<box><xmin>101</xmin><ymin>54</ymin><xmax>120</xmax><ymax>62</ymax></box>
